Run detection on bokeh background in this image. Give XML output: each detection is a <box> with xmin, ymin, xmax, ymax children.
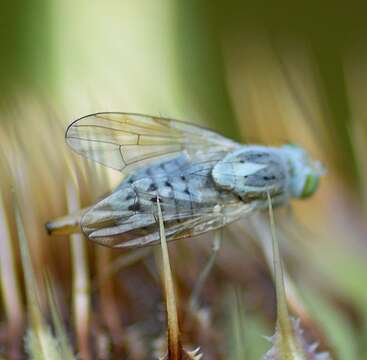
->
<box><xmin>1</xmin><ymin>1</ymin><xmax>367</xmax><ymax>359</ymax></box>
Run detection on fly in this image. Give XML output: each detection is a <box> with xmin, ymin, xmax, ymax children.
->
<box><xmin>46</xmin><ymin>112</ymin><xmax>324</xmax><ymax>248</ymax></box>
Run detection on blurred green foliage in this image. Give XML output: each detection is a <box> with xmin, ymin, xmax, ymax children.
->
<box><xmin>0</xmin><ymin>0</ymin><xmax>54</xmax><ymax>95</ymax></box>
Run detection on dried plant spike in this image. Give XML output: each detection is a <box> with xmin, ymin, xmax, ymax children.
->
<box><xmin>157</xmin><ymin>197</ymin><xmax>181</xmax><ymax>359</ymax></box>
<box><xmin>187</xmin><ymin>347</ymin><xmax>203</xmax><ymax>359</ymax></box>
<box><xmin>156</xmin><ymin>198</ymin><xmax>203</xmax><ymax>360</ymax></box>
<box><xmin>14</xmin><ymin>199</ymin><xmax>42</xmax><ymax>333</ymax></box>
<box><xmin>0</xmin><ymin>188</ymin><xmax>24</xmax><ymax>356</ymax></box>
<box><xmin>267</xmin><ymin>192</ymin><xmax>295</xmax><ymax>346</ymax></box>
<box><xmin>14</xmin><ymin>198</ymin><xmax>65</xmax><ymax>360</ymax></box>
<box><xmin>264</xmin><ymin>318</ymin><xmax>332</xmax><ymax>360</ymax></box>
<box><xmin>67</xmin><ymin>178</ymin><xmax>92</xmax><ymax>360</ymax></box>
<box><xmin>263</xmin><ymin>193</ymin><xmax>332</xmax><ymax>360</ymax></box>
<box><xmin>45</xmin><ymin>274</ymin><xmax>75</xmax><ymax>360</ymax></box>
<box><xmin>160</xmin><ymin>347</ymin><xmax>203</xmax><ymax>360</ymax></box>
<box><xmin>265</xmin><ymin>192</ymin><xmax>306</xmax><ymax>359</ymax></box>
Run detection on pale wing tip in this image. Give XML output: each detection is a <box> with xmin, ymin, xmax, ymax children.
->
<box><xmin>65</xmin><ymin>118</ymin><xmax>126</xmax><ymax>171</ymax></box>
<box><xmin>89</xmin><ymin>231</ymin><xmax>161</xmax><ymax>249</ymax></box>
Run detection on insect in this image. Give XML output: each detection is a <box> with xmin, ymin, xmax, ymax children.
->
<box><xmin>46</xmin><ymin>112</ymin><xmax>323</xmax><ymax>248</ymax></box>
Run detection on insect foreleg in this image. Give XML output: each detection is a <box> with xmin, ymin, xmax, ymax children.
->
<box><xmin>253</xmin><ymin>192</ymin><xmax>289</xmax><ymax>211</ymax></box>
<box><xmin>189</xmin><ymin>229</ymin><xmax>223</xmax><ymax>311</ymax></box>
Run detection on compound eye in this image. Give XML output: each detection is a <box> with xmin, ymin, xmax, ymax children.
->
<box><xmin>301</xmin><ymin>174</ymin><xmax>320</xmax><ymax>198</ymax></box>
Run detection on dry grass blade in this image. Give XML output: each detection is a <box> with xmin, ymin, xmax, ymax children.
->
<box><xmin>45</xmin><ymin>274</ymin><xmax>75</xmax><ymax>360</ymax></box>
<box><xmin>95</xmin><ymin>246</ymin><xmax>122</xmax><ymax>357</ymax></box>
<box><xmin>0</xmin><ymin>187</ymin><xmax>24</xmax><ymax>358</ymax></box>
<box><xmin>14</xmin><ymin>197</ymin><xmax>70</xmax><ymax>360</ymax></box>
<box><xmin>66</xmin><ymin>177</ymin><xmax>92</xmax><ymax>360</ymax></box>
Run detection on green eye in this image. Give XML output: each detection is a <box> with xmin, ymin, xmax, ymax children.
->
<box><xmin>301</xmin><ymin>174</ymin><xmax>320</xmax><ymax>198</ymax></box>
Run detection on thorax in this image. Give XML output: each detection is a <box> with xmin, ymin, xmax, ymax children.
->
<box><xmin>212</xmin><ymin>145</ymin><xmax>290</xmax><ymax>202</ymax></box>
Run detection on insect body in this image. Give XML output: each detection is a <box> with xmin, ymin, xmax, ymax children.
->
<box><xmin>46</xmin><ymin>112</ymin><xmax>323</xmax><ymax>248</ymax></box>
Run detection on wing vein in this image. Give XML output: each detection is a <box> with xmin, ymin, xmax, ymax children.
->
<box><xmin>66</xmin><ymin>112</ymin><xmax>237</xmax><ymax>172</ymax></box>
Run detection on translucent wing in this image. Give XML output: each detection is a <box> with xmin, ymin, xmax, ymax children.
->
<box><xmin>66</xmin><ymin>112</ymin><xmax>239</xmax><ymax>172</ymax></box>
<box><xmin>80</xmin><ymin>177</ymin><xmax>254</xmax><ymax>248</ymax></box>
<box><xmin>79</xmin><ymin>151</ymin><xmax>255</xmax><ymax>248</ymax></box>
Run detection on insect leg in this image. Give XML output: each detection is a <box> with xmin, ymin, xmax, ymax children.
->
<box><xmin>189</xmin><ymin>229</ymin><xmax>222</xmax><ymax>311</ymax></box>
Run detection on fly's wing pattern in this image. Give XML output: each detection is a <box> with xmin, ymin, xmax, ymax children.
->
<box><xmin>66</xmin><ymin>112</ymin><xmax>239</xmax><ymax>172</ymax></box>
<box><xmin>81</xmin><ymin>166</ymin><xmax>255</xmax><ymax>248</ymax></box>
<box><xmin>66</xmin><ymin>112</ymin><xmax>245</xmax><ymax>248</ymax></box>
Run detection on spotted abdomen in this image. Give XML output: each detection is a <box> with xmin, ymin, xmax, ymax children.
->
<box><xmin>80</xmin><ymin>152</ymin><xmax>245</xmax><ymax>248</ymax></box>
